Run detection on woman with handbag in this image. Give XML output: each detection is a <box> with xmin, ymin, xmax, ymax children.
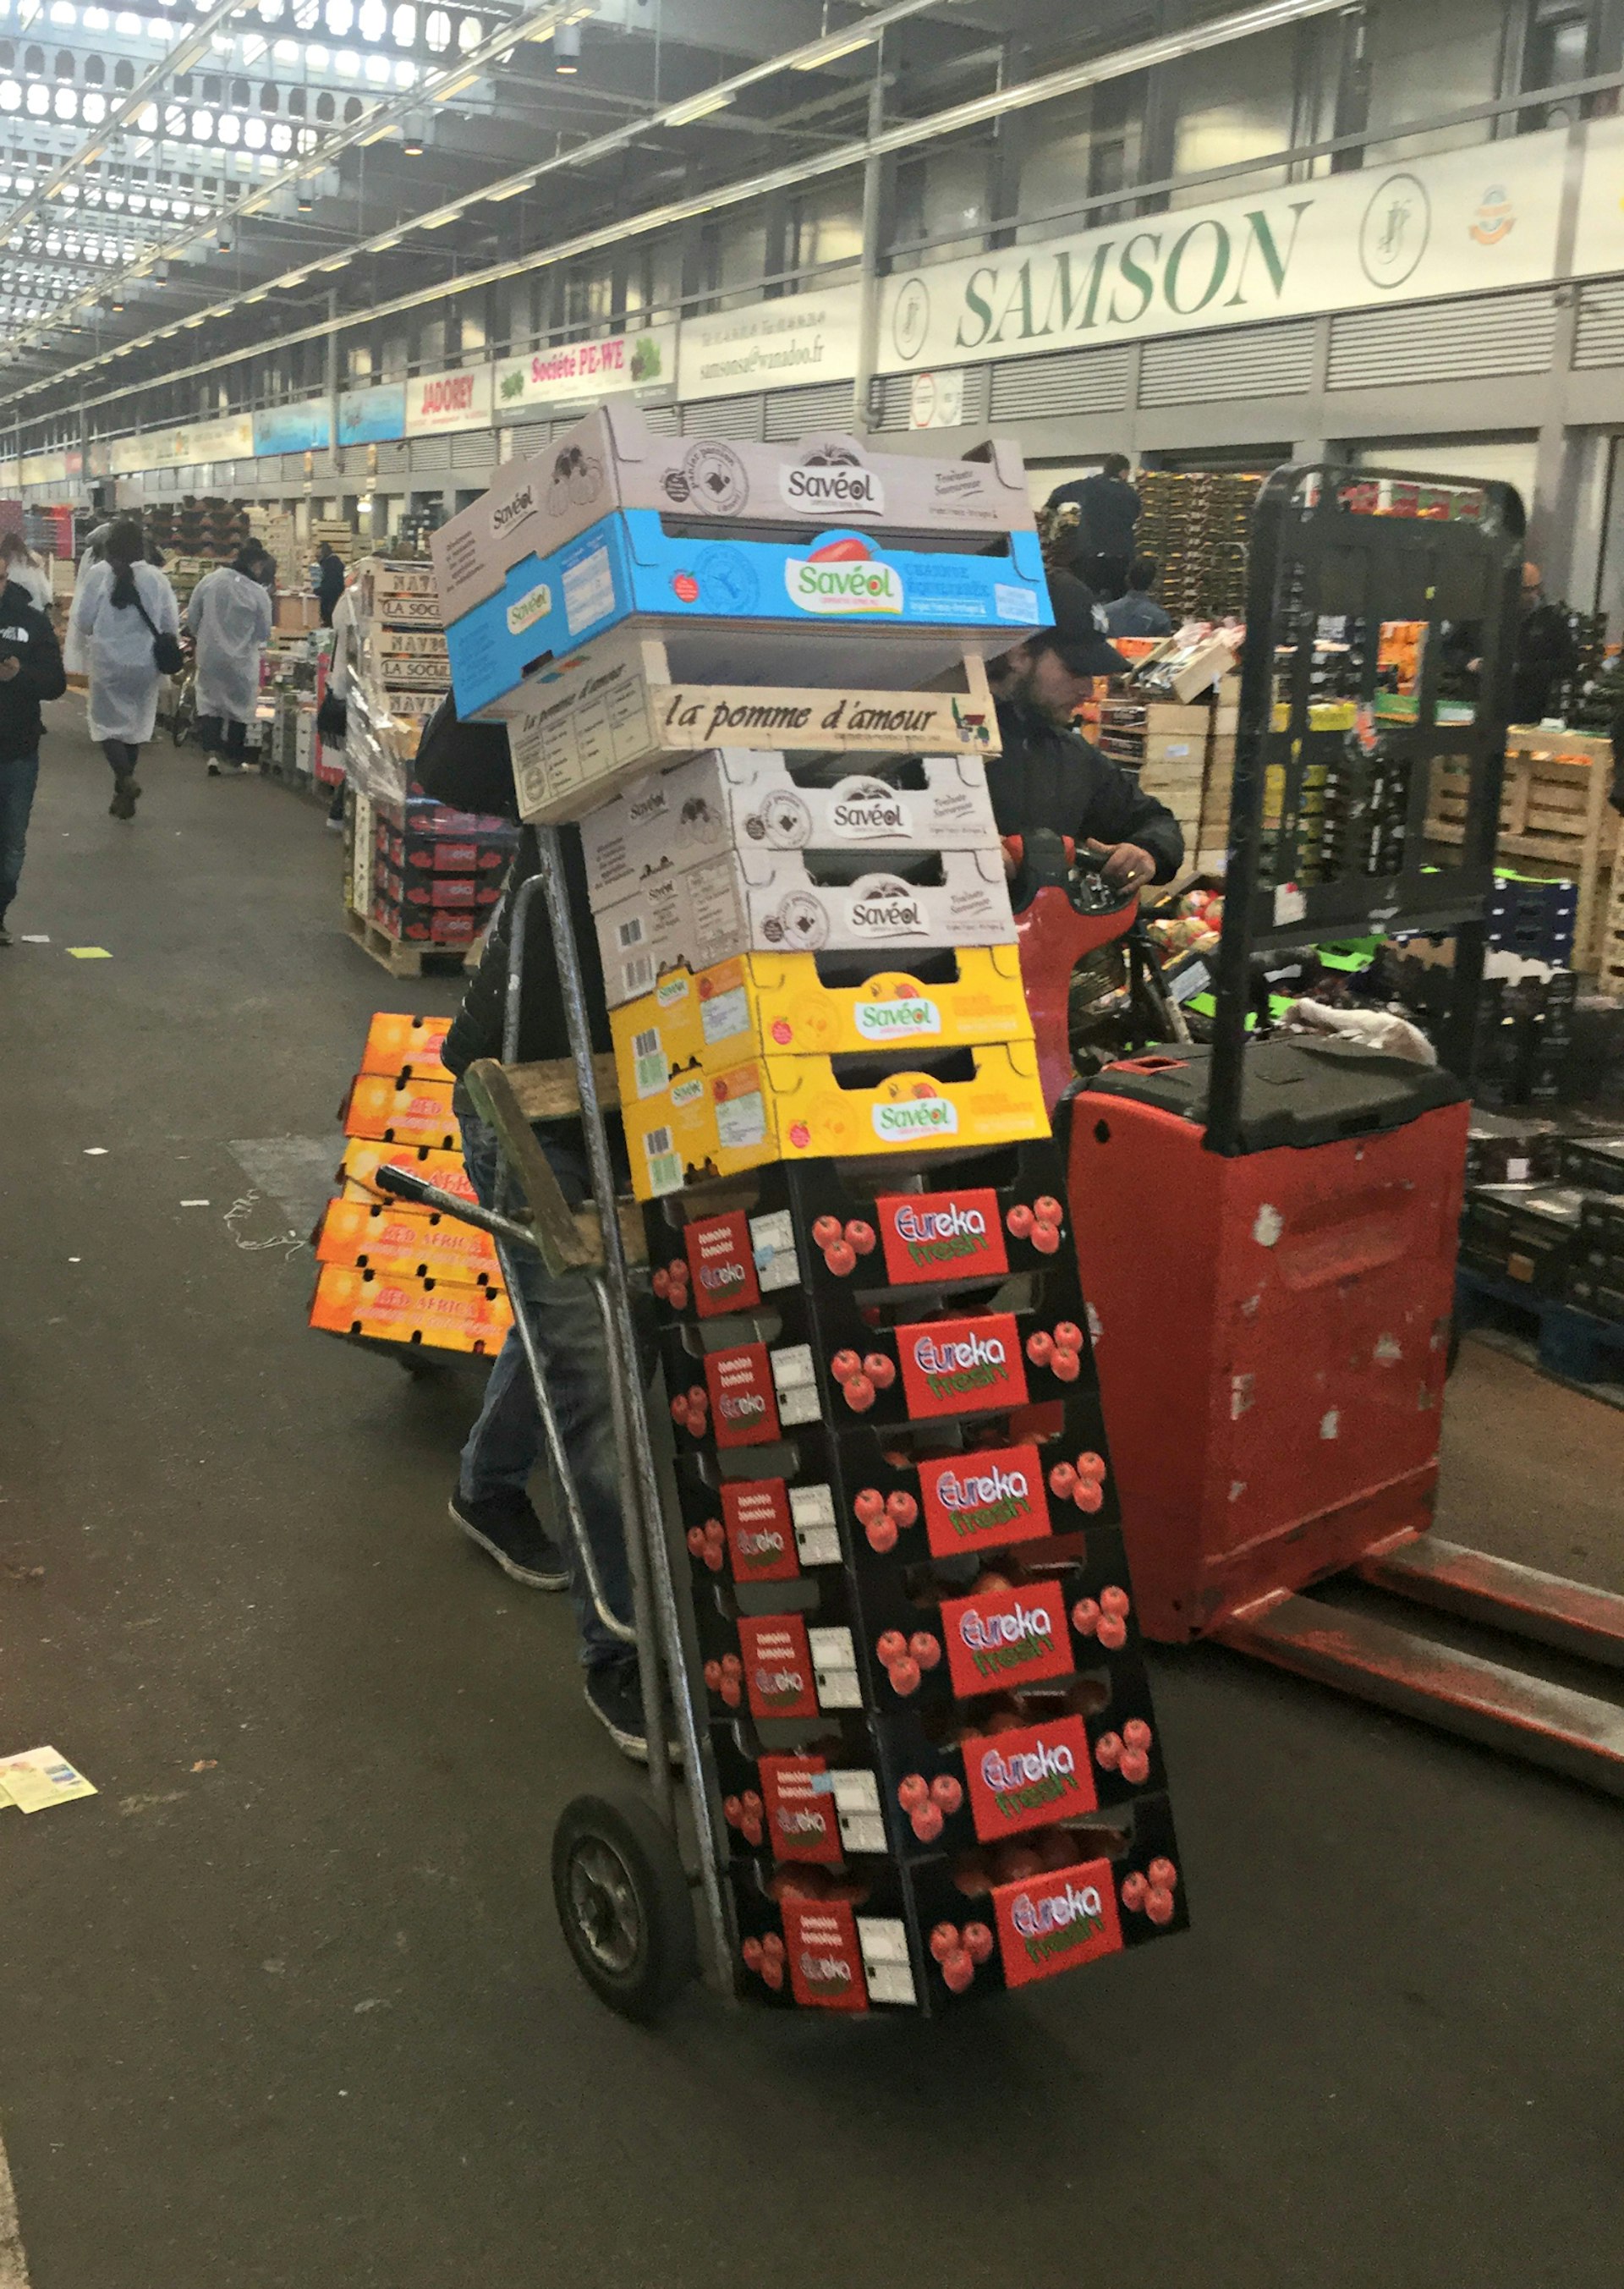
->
<box><xmin>187</xmin><ymin>545</ymin><xmax>274</xmax><ymax>777</ymax></box>
<box><xmin>69</xmin><ymin>520</ymin><xmax>183</xmax><ymax>819</ymax></box>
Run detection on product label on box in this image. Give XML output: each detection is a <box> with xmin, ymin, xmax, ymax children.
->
<box><xmin>870</xmin><ymin>1084</ymin><xmax>962</xmax><ymax>1146</ymax></box>
<box><xmin>739</xmin><ymin>1615</ymin><xmax>819</xmax><ymax>1721</ymax></box>
<box><xmin>897</xmin><ymin>1311</ymin><xmax>1026</xmax><ymax>1420</ymax></box>
<box><xmin>788</xmin><ymin>1482</ymin><xmax>840</xmax><ymax>1566</ymax></box>
<box><xmin>853</xmin><ymin>993</ymin><xmax>941</xmax><ymax>1045</ymax></box>
<box><xmin>965</xmin><ymin>1716</ymin><xmax>1096</xmax><ymax>1842</ymax></box>
<box><xmin>779</xmin><ymin>464</ymin><xmax>886</xmax><ymax>519</ymax></box>
<box><xmin>783</xmin><ymin>1897</ymin><xmax>869</xmax><ymax>2011</ymax></box>
<box><xmin>719</xmin><ymin>1478</ymin><xmax>798</xmax><ymax>1583</ymax></box>
<box><xmin>917</xmin><ymin>1443</ymin><xmax>1053</xmax><ymax>1558</ymax></box>
<box><xmin>683</xmin><ymin>1210</ymin><xmax>762</xmax><ymax>1317</ymax></box>
<box><xmin>941</xmin><ymin>1577</ymin><xmax>1073</xmax><ymax>1699</ymax></box>
<box><xmin>771</xmin><ymin>1342</ymin><xmax>824</xmax><ymax>1429</ymax></box>
<box><xmin>842</xmin><ymin>873</ymin><xmax>929</xmax><ymax>940</ymax></box>
<box><xmin>877</xmin><ymin>1188</ymin><xmax>1007</xmax><ymax>1285</ymax></box>
<box><xmin>759</xmin><ymin>1756</ymin><xmax>842</xmax><ymax>1864</ymax></box>
<box><xmin>784</xmin><ymin>535</ymin><xmax>904</xmax><ymax>618</ymax></box>
<box><xmin>994</xmin><ymin>1858</ymin><xmax>1122</xmax><ymax>1990</ymax></box>
<box><xmin>749</xmin><ymin>1208</ymin><xmax>801</xmax><ymax>1293</ymax></box>
<box><xmin>703</xmin><ymin>1342</ymin><xmax>781</xmax><ymax>1447</ymax></box>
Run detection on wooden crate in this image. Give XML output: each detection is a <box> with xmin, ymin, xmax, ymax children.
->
<box><xmin>1599</xmin><ymin>858</ymin><xmax>1624</xmax><ymax>1000</ymax></box>
<box><xmin>1424</xmin><ymin>729</ymin><xmax>1617</xmax><ymax>974</ymax></box>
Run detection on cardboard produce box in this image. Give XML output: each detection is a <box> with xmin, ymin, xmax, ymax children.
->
<box><xmin>610</xmin><ymin>945</ymin><xmax>1034</xmax><ymax>1096</ymax></box>
<box><xmin>446</xmin><ymin>508</ymin><xmax>1050</xmax><ymax>721</ymax></box>
<box><xmin>315</xmin><ymin>1196</ymin><xmax>500</xmax><ymax>1287</ymax></box>
<box><xmin>594</xmin><ymin>845</ymin><xmax>1017</xmax><ymax>1008</ymax></box>
<box><xmin>309</xmin><ymin>1262</ymin><xmax>512</xmax><ymax>1354</ymax></box>
<box><xmin>431</xmin><ymin>403</ymin><xmax>1036</xmax><ymax>627</ymax></box>
<box><xmin>580</xmin><ymin>750</ymin><xmax>1000</xmax><ymax>904</ymax></box>
<box><xmin>623</xmin><ymin>1040</ymin><xmax>1049</xmax><ymax>1199</ymax></box>
<box><xmin>506</xmin><ymin>629</ymin><xmax>998</xmax><ymax>826</ymax></box>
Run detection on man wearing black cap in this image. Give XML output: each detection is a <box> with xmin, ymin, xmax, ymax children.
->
<box><xmin>988</xmin><ymin>568</ymin><xmax>1184</xmax><ymax>897</ymax></box>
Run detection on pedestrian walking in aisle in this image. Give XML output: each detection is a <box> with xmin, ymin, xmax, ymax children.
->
<box><xmin>0</xmin><ymin>530</ymin><xmax>54</xmax><ymax>617</ymax></box>
<box><xmin>320</xmin><ymin>568</ymin><xmax>356</xmax><ymax>830</ymax></box>
<box><xmin>314</xmin><ymin>540</ymin><xmax>345</xmax><ymax>629</ymax></box>
<box><xmin>0</xmin><ymin>552</ymin><xmax>67</xmax><ymax>944</ymax></box>
<box><xmin>1044</xmin><ymin>453</ymin><xmax>1142</xmax><ymax>599</ymax></box>
<box><xmin>188</xmin><ymin>544</ymin><xmax>274</xmax><ymax>775</ymax></box>
<box><xmin>414</xmin><ymin>694</ymin><xmax>661</xmax><ymax>1765</ymax></box>
<box><xmin>1103</xmin><ymin>554</ymin><xmax>1175</xmax><ymax>639</ymax></box>
<box><xmin>69</xmin><ymin>519</ymin><xmax>183</xmax><ymax>821</ymax></box>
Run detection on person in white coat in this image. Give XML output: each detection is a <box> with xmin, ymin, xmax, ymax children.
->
<box><xmin>69</xmin><ymin>520</ymin><xmax>182</xmax><ymax>820</ymax></box>
<box><xmin>187</xmin><ymin>546</ymin><xmax>273</xmax><ymax>775</ymax></box>
<box><xmin>0</xmin><ymin>532</ymin><xmax>52</xmax><ymax>617</ymax></box>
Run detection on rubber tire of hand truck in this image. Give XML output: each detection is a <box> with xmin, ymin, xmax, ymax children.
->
<box><xmin>551</xmin><ymin>1790</ymin><xmax>698</xmax><ymax>2023</ymax></box>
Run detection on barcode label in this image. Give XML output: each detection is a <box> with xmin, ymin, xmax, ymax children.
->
<box><xmin>633</xmin><ymin>1028</ymin><xmax>659</xmax><ymax>1059</ymax></box>
<box><xmin>622</xmin><ymin>955</ymin><xmax>654</xmax><ymax>997</ymax></box>
<box><xmin>617</xmin><ymin>915</ymin><xmax>645</xmax><ymax>949</ymax></box>
<box><xmin>642</xmin><ymin>1126</ymin><xmax>672</xmax><ymax>1160</ymax></box>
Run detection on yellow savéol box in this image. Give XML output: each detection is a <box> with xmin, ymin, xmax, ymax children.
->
<box><xmin>623</xmin><ymin>1040</ymin><xmax>1050</xmax><ymax>1200</ymax></box>
<box><xmin>610</xmin><ymin>946</ymin><xmax>1034</xmax><ymax>1101</ymax></box>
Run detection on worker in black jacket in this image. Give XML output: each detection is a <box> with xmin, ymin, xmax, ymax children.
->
<box><xmin>414</xmin><ymin>699</ymin><xmax>656</xmax><ymax>1762</ymax></box>
<box><xmin>987</xmin><ymin>569</ymin><xmax>1184</xmax><ymax>899</ymax></box>
<box><xmin>1044</xmin><ymin>454</ymin><xmax>1141</xmax><ymax>598</ymax></box>
<box><xmin>0</xmin><ymin>573</ymin><xmax>68</xmax><ymax>946</ymax></box>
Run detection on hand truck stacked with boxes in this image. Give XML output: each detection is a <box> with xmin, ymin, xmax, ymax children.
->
<box><xmin>375</xmin><ymin>407</ymin><xmax>1187</xmax><ymax>2019</ymax></box>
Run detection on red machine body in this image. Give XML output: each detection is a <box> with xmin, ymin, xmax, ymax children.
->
<box><xmin>1067</xmin><ymin>1044</ymin><xmax>1469</xmax><ymax>1643</ymax></box>
<box><xmin>1007</xmin><ymin>833</ymin><xmax>1138</xmax><ymax>1112</ymax></box>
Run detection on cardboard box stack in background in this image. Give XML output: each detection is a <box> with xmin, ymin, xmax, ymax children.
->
<box><xmin>1081</xmin><ymin>632</ymin><xmax>1240</xmax><ymax>878</ymax></box>
<box><xmin>422</xmin><ymin>414</ymin><xmax>1188</xmax><ymax>2014</ymax></box>
<box><xmin>310</xmin><ymin>1012</ymin><xmax>512</xmax><ymax>1357</ymax></box>
<box><xmin>370</xmin><ymin>799</ymin><xmax>518</xmax><ymax>947</ymax></box>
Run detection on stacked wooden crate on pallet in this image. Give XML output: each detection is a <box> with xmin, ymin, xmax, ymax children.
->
<box><xmin>1091</xmin><ymin>668</ymin><xmax>1237</xmax><ymax>880</ymax></box>
<box><xmin>1424</xmin><ymin>728</ymin><xmax>1618</xmax><ymax>975</ymax></box>
<box><xmin>1599</xmin><ymin>847</ymin><xmax>1624</xmax><ymax>999</ymax></box>
<box><xmin>1199</xmin><ymin>669</ymin><xmax>1240</xmax><ymax>872</ymax></box>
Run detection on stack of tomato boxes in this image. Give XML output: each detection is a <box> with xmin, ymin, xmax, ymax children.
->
<box><xmin>309</xmin><ymin>1013</ymin><xmax>513</xmax><ymax>1359</ymax></box>
<box><xmin>586</xmin><ymin>771</ymin><xmax>1187</xmax><ymax>2015</ymax></box>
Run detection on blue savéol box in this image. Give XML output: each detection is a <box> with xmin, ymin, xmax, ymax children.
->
<box><xmin>445</xmin><ymin>508</ymin><xmax>1050</xmax><ymax>722</ymax></box>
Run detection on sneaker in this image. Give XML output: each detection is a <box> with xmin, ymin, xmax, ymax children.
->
<box><xmin>206</xmin><ymin>758</ymin><xmax>221</xmax><ymax>777</ymax></box>
<box><xmin>583</xmin><ymin>1656</ymin><xmax>684</xmax><ymax>1766</ymax></box>
<box><xmin>447</xmin><ymin>1487</ymin><xmax>568</xmax><ymax>1590</ymax></box>
<box><xmin>324</xmin><ymin>814</ymin><xmax>344</xmax><ymax>833</ymax></box>
<box><xmin>584</xmin><ymin>1657</ymin><xmax>651</xmax><ymax>1764</ymax></box>
<box><xmin>108</xmin><ymin>777</ymin><xmax>139</xmax><ymax>819</ymax></box>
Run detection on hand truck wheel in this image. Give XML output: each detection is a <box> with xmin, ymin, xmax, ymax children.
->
<box><xmin>551</xmin><ymin>1790</ymin><xmax>697</xmax><ymax>2022</ymax></box>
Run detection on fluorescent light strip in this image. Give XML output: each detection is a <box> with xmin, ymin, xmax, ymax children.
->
<box><xmin>663</xmin><ymin>88</ymin><xmax>736</xmax><ymax>125</ymax></box>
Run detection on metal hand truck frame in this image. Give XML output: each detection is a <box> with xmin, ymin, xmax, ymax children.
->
<box><xmin>377</xmin><ymin>838</ymin><xmax>737</xmax><ymax>2020</ymax></box>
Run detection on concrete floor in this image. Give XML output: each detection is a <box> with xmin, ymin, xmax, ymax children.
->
<box><xmin>3</xmin><ymin>705</ymin><xmax>1621</xmax><ymax>2289</ymax></box>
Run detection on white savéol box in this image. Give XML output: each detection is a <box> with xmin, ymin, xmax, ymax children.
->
<box><xmin>579</xmin><ymin>750</ymin><xmax>1001</xmax><ymax>908</ymax></box>
<box><xmin>430</xmin><ymin>402</ymin><xmax>1035</xmax><ymax>629</ymax></box>
<box><xmin>592</xmin><ymin>845</ymin><xmax>1015</xmax><ymax>1008</ymax></box>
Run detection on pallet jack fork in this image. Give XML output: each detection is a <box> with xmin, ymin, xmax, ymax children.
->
<box><xmin>1053</xmin><ymin>463</ymin><xmax>1624</xmax><ymax>1797</ymax></box>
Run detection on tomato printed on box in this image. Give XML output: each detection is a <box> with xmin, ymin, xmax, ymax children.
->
<box><xmin>720</xmin><ymin>1478</ymin><xmax>799</xmax><ymax>1584</ymax></box>
<box><xmin>917</xmin><ymin>1443</ymin><xmax>1054</xmax><ymax>1559</ymax></box>
<box><xmin>993</xmin><ymin>1857</ymin><xmax>1122</xmax><ymax>1990</ymax></box>
<box><xmin>964</xmin><ymin>1715</ymin><xmax>1096</xmax><ymax>1842</ymax></box>
<box><xmin>738</xmin><ymin>1615</ymin><xmax>819</xmax><ymax>1721</ymax></box>
<box><xmin>782</xmin><ymin>1897</ymin><xmax>869</xmax><ymax>2010</ymax></box>
<box><xmin>683</xmin><ymin>1209</ymin><xmax>761</xmax><ymax>1316</ymax></box>
<box><xmin>703</xmin><ymin>1341</ymin><xmax>781</xmax><ymax>1447</ymax></box>
<box><xmin>876</xmin><ymin>1187</ymin><xmax>1007</xmax><ymax>1286</ymax></box>
<box><xmin>759</xmin><ymin>1756</ymin><xmax>842</xmax><ymax>1864</ymax></box>
<box><xmin>897</xmin><ymin>1310</ymin><xmax>1026</xmax><ymax>1421</ymax></box>
<box><xmin>941</xmin><ymin>1576</ymin><xmax>1073</xmax><ymax>1699</ymax></box>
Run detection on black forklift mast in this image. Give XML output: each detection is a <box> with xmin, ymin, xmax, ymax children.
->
<box><xmin>1205</xmin><ymin>464</ymin><xmax>1527</xmax><ymax>1155</ymax></box>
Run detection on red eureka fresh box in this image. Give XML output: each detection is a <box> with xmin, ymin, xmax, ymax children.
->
<box><xmin>683</xmin><ymin>1209</ymin><xmax>762</xmax><ymax>1317</ymax></box>
<box><xmin>897</xmin><ymin>1310</ymin><xmax>1026</xmax><ymax>1421</ymax></box>
<box><xmin>963</xmin><ymin>1715</ymin><xmax>1096</xmax><ymax>1842</ymax></box>
<box><xmin>721</xmin><ymin>1478</ymin><xmax>799</xmax><ymax>1583</ymax></box>
<box><xmin>760</xmin><ymin>1756</ymin><xmax>843</xmax><ymax>1864</ymax></box>
<box><xmin>702</xmin><ymin>1340</ymin><xmax>782</xmax><ymax>1447</ymax></box>
<box><xmin>941</xmin><ymin>1576</ymin><xmax>1073</xmax><ymax>1699</ymax></box>
<box><xmin>738</xmin><ymin>1615</ymin><xmax>820</xmax><ymax>1721</ymax></box>
<box><xmin>916</xmin><ymin>1442</ymin><xmax>1055</xmax><ymax>1560</ymax></box>
<box><xmin>876</xmin><ymin>1186</ymin><xmax>1007</xmax><ymax>1286</ymax></box>
<box><xmin>993</xmin><ymin>1857</ymin><xmax>1122</xmax><ymax>1989</ymax></box>
<box><xmin>782</xmin><ymin>1897</ymin><xmax>869</xmax><ymax>2011</ymax></box>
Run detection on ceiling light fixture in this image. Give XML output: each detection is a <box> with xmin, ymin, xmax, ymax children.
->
<box><xmin>553</xmin><ymin>21</ymin><xmax>579</xmax><ymax>72</ymax></box>
<box><xmin>663</xmin><ymin>88</ymin><xmax>735</xmax><ymax>125</ymax></box>
<box><xmin>791</xmin><ymin>30</ymin><xmax>877</xmax><ymax>69</ymax></box>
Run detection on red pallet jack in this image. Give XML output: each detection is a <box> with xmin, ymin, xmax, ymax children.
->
<box><xmin>1045</xmin><ymin>466</ymin><xmax>1624</xmax><ymax>1792</ymax></box>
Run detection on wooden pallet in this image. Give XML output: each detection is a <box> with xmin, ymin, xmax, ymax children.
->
<box><xmin>1599</xmin><ymin>833</ymin><xmax>1624</xmax><ymax>1000</ymax></box>
<box><xmin>1425</xmin><ymin>730</ymin><xmax>1617</xmax><ymax>972</ymax></box>
<box><xmin>343</xmin><ymin>905</ymin><xmax>475</xmax><ymax>980</ymax></box>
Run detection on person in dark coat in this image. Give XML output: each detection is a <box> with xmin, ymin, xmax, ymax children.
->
<box><xmin>987</xmin><ymin>570</ymin><xmax>1184</xmax><ymax>899</ymax></box>
<box><xmin>1044</xmin><ymin>453</ymin><xmax>1141</xmax><ymax>599</ymax></box>
<box><xmin>0</xmin><ymin>573</ymin><xmax>68</xmax><ymax>944</ymax></box>
<box><xmin>314</xmin><ymin>541</ymin><xmax>345</xmax><ymax>628</ymax></box>
<box><xmin>1103</xmin><ymin>555</ymin><xmax>1174</xmax><ymax>639</ymax></box>
<box><xmin>1509</xmin><ymin>562</ymin><xmax>1577</xmax><ymax>726</ymax></box>
<box><xmin>412</xmin><ymin>698</ymin><xmax>656</xmax><ymax>1765</ymax></box>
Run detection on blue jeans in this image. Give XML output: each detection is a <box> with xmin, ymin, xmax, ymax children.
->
<box><xmin>457</xmin><ymin>1106</ymin><xmax>633</xmax><ymax>1670</ymax></box>
<box><xmin>0</xmin><ymin>751</ymin><xmax>40</xmax><ymax>922</ymax></box>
